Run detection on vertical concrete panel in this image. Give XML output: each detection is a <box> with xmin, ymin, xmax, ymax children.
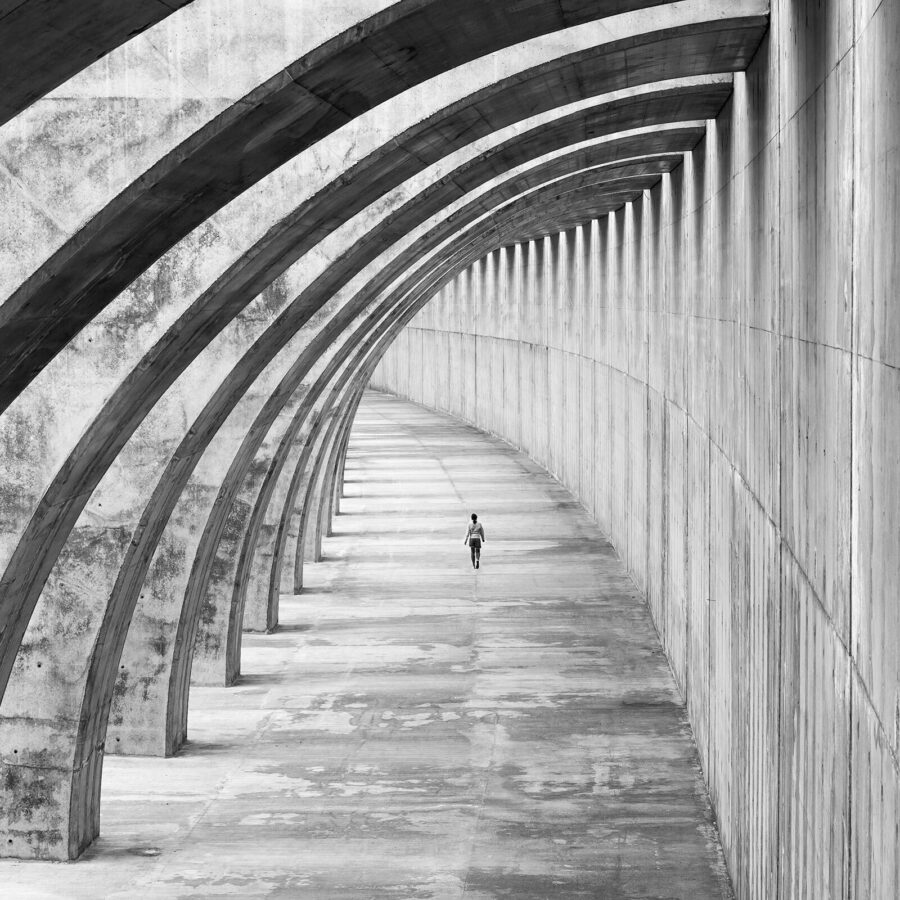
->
<box><xmin>851</xmin><ymin>354</ymin><xmax>900</xmax><ymax>899</ymax></box>
<box><xmin>851</xmin><ymin>699</ymin><xmax>900</xmax><ymax>899</ymax></box>
<box><xmin>780</xmin><ymin>340</ymin><xmax>851</xmax><ymax>636</ymax></box>
<box><xmin>705</xmin><ymin>449</ymin><xmax>735</xmax><ymax>858</ymax></box>
<box><xmin>779</xmin><ymin>552</ymin><xmax>851</xmax><ymax>900</ymax></box>
<box><xmin>851</xmin><ymin>6</ymin><xmax>900</xmax><ymax>893</ymax></box>
<box><xmin>665</xmin><ymin>403</ymin><xmax>688</xmax><ymax>694</ymax></box>
<box><xmin>646</xmin><ymin>389</ymin><xmax>666</xmax><ymax>627</ymax></box>
<box><xmin>593</xmin><ymin>361</ymin><xmax>610</xmax><ymax>537</ymax></box>
<box><xmin>685</xmin><ymin>418</ymin><xmax>711</xmax><ymax>774</ymax></box>
<box><xmin>579</xmin><ymin>355</ymin><xmax>594</xmax><ymax>510</ymax></box>
<box><xmin>563</xmin><ymin>348</ymin><xmax>579</xmax><ymax>489</ymax></box>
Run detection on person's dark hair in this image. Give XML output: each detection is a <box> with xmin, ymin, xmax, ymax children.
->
<box><xmin>471</xmin><ymin>513</ymin><xmax>478</xmax><ymax>522</ymax></box>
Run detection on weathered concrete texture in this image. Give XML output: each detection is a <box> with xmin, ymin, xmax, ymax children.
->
<box><xmin>0</xmin><ymin>393</ymin><xmax>732</xmax><ymax>897</ymax></box>
<box><xmin>2</xmin><ymin>13</ymin><xmax>719</xmax><ymax>704</ymax></box>
<box><xmin>0</xmin><ymin>132</ymin><xmax>632</xmax><ymax>856</ymax></box>
<box><xmin>108</xmin><ymin>259</ymin><xmax>426</xmax><ymax>761</ymax></box>
<box><xmin>373</xmin><ymin>5</ymin><xmax>900</xmax><ymax>899</ymax></box>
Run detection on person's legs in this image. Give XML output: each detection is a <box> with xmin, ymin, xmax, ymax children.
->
<box><xmin>470</xmin><ymin>543</ymin><xmax>476</xmax><ymax>568</ymax></box>
<box><xmin>475</xmin><ymin>546</ymin><xmax>480</xmax><ymax>568</ymax></box>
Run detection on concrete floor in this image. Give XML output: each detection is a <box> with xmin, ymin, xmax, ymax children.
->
<box><xmin>4</xmin><ymin>392</ymin><xmax>732</xmax><ymax>899</ymax></box>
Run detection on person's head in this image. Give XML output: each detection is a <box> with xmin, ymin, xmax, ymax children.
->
<box><xmin>471</xmin><ymin>513</ymin><xmax>478</xmax><ymax>522</ymax></box>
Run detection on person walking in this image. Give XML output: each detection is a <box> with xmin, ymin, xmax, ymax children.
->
<box><xmin>465</xmin><ymin>513</ymin><xmax>485</xmax><ymax>569</ymax></box>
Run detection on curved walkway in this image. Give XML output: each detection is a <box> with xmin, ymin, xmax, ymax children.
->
<box><xmin>4</xmin><ymin>391</ymin><xmax>731</xmax><ymax>898</ymax></box>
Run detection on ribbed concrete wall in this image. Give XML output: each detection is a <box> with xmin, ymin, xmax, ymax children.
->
<box><xmin>373</xmin><ymin>4</ymin><xmax>900</xmax><ymax>897</ymax></box>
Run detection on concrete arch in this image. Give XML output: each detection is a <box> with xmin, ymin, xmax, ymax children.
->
<box><xmin>0</xmin><ymin>23</ymin><xmax>764</xmax><ymax>701</ymax></box>
<box><xmin>194</xmin><ymin>292</ymin><xmax>426</xmax><ymax>677</ymax></box>
<box><xmin>186</xmin><ymin>153</ymin><xmax>687</xmax><ymax>636</ymax></box>
<box><xmin>0</xmin><ymin>15</ymin><xmax>768</xmax><ymax>528</ymax></box>
<box><xmin>144</xmin><ymin>226</ymin><xmax>487</xmax><ymax>756</ymax></box>
<box><xmin>0</xmin><ymin>166</ymin><xmax>666</xmax><ymax>858</ymax></box>
<box><xmin>179</xmin><ymin>135</ymin><xmax>704</xmax><ymax>646</ymax></box>
<box><xmin>272</xmin><ymin>198</ymin><xmax>633</xmax><ymax>593</ymax></box>
<box><xmin>3</xmin><ymin>5</ymin><xmax>897</xmax><ymax>900</ymax></box>
<box><xmin>371</xmin><ymin>11</ymin><xmax>900</xmax><ymax>891</ymax></box>
<box><xmin>0</xmin><ymin>4</ymin><xmax>892</xmax><ymax>895</ymax></box>
<box><xmin>0</xmin><ymin>0</ymin><xmax>420</xmax><ymax>314</ymax></box>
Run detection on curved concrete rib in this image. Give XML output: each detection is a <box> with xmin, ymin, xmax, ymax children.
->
<box><xmin>305</xmin><ymin>381</ymin><xmax>375</xmax><ymax>564</ymax></box>
<box><xmin>236</xmin><ymin>319</ymin><xmax>407</xmax><ymax>640</ymax></box>
<box><xmin>279</xmin><ymin>218</ymin><xmax>595</xmax><ymax>596</ymax></box>
<box><xmin>236</xmin><ymin>157</ymin><xmax>689</xmax><ymax>621</ymax></box>
<box><xmin>0</xmin><ymin>25</ymin><xmax>759</xmax><ymax>460</ymax></box>
<box><xmin>190</xmin><ymin>294</ymin><xmax>425</xmax><ymax>684</ymax></box>
<box><xmin>282</xmin><ymin>297</ymin><xmax>447</xmax><ymax>594</ymax></box>
<box><xmin>104</xmin><ymin>273</ymin><xmax>446</xmax><ymax>843</ymax></box>
<box><xmin>186</xmin><ymin>254</ymin><xmax>482</xmax><ymax>687</ymax></box>
<box><xmin>307</xmin><ymin>387</ymin><xmax>368</xmax><ymax>562</ymax></box>
<box><xmin>0</xmin><ymin>29</ymin><xmax>760</xmax><ymax>732</ymax></box>
<box><xmin>199</xmin><ymin>163</ymin><xmax>680</xmax><ymax>631</ymax></box>
<box><xmin>0</xmin><ymin>0</ymin><xmax>196</xmax><ymax>128</ymax></box>
<box><xmin>1</xmin><ymin>109</ymin><xmax>714</xmax><ymax>782</ymax></box>
<box><xmin>0</xmin><ymin>79</ymin><xmax>733</xmax><ymax>703</ymax></box>
<box><xmin>328</xmin><ymin>414</ymin><xmax>355</xmax><ymax>521</ymax></box>
<box><xmin>0</xmin><ymin>0</ymin><xmax>706</xmax><ymax>407</ymax></box>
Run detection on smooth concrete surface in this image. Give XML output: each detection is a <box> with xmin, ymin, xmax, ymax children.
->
<box><xmin>1</xmin><ymin>392</ymin><xmax>732</xmax><ymax>898</ymax></box>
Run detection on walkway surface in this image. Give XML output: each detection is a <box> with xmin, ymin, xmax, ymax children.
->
<box><xmin>5</xmin><ymin>391</ymin><xmax>732</xmax><ymax>899</ymax></box>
